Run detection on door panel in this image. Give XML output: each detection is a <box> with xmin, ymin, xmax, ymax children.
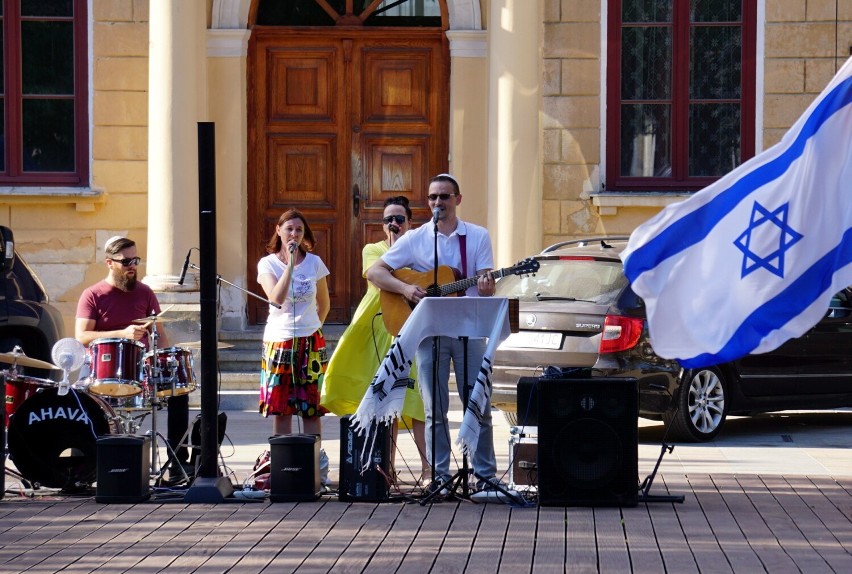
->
<box><xmin>249</xmin><ymin>29</ymin><xmax>447</xmax><ymax>324</ymax></box>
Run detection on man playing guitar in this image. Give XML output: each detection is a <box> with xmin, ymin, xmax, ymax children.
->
<box><xmin>366</xmin><ymin>174</ymin><xmax>501</xmax><ymax>496</ymax></box>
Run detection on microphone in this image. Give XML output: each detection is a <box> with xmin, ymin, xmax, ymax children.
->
<box><xmin>432</xmin><ymin>207</ymin><xmax>441</xmax><ymax>223</ymax></box>
<box><xmin>288</xmin><ymin>241</ymin><xmax>298</xmax><ymax>253</ymax></box>
<box><xmin>387</xmin><ymin>224</ymin><xmax>400</xmax><ymax>235</ymax></box>
<box><xmin>177</xmin><ymin>248</ymin><xmax>192</xmax><ymax>285</ymax></box>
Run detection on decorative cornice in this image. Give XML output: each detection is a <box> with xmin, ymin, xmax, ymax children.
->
<box><xmin>207</xmin><ymin>29</ymin><xmax>250</xmax><ymax>58</ymax></box>
<box><xmin>446</xmin><ymin>30</ymin><xmax>487</xmax><ymax>58</ymax></box>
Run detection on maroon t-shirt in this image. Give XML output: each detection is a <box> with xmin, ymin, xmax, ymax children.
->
<box><xmin>76</xmin><ymin>280</ymin><xmax>161</xmax><ymax>342</ymax></box>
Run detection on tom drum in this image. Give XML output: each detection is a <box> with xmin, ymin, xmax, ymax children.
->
<box><xmin>144</xmin><ymin>347</ymin><xmax>197</xmax><ymax>397</ymax></box>
<box><xmin>86</xmin><ymin>338</ymin><xmax>145</xmax><ymax>397</ymax></box>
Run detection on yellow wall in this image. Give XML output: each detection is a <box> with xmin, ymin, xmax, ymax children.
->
<box><xmin>3</xmin><ymin>0</ymin><xmax>850</xmax><ymax>335</ymax></box>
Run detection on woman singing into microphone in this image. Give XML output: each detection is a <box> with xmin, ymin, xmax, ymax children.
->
<box><xmin>257</xmin><ymin>208</ymin><xmax>330</xmax><ymax>445</ymax></box>
<box><xmin>321</xmin><ymin>196</ymin><xmax>429</xmax><ymax>482</ymax></box>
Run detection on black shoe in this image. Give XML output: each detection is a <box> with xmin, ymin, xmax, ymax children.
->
<box><xmin>424</xmin><ymin>479</ymin><xmax>449</xmax><ymax>497</ymax></box>
<box><xmin>161</xmin><ymin>462</ymin><xmax>193</xmax><ymax>486</ymax></box>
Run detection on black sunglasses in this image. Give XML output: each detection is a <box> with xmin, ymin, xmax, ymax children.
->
<box><xmin>382</xmin><ymin>215</ymin><xmax>407</xmax><ymax>225</ymax></box>
<box><xmin>111</xmin><ymin>257</ymin><xmax>141</xmax><ymax>267</ymax></box>
<box><xmin>427</xmin><ymin>193</ymin><xmax>457</xmax><ymax>202</ymax></box>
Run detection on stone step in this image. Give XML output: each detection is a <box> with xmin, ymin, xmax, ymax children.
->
<box><xmin>188</xmin><ymin>324</ymin><xmax>348</xmax><ymax>408</ymax></box>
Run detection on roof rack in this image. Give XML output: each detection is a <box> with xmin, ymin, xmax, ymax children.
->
<box><xmin>541</xmin><ymin>236</ymin><xmax>630</xmax><ymax>254</ymax></box>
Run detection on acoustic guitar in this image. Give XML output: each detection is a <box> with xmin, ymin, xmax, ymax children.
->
<box><xmin>379</xmin><ymin>258</ymin><xmax>540</xmax><ymax>335</ymax></box>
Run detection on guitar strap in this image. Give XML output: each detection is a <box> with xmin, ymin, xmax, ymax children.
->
<box><xmin>459</xmin><ymin>233</ymin><xmax>467</xmax><ymax>281</ymax></box>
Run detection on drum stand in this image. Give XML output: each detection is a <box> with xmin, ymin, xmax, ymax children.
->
<box><xmin>143</xmin><ymin>322</ymin><xmax>190</xmax><ymax>487</ymax></box>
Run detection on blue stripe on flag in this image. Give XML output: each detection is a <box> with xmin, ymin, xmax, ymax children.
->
<box><xmin>678</xmin><ymin>226</ymin><xmax>852</xmax><ymax>367</ymax></box>
<box><xmin>624</xmin><ymin>75</ymin><xmax>852</xmax><ymax>282</ymax></box>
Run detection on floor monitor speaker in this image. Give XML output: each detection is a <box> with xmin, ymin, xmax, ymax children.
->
<box><xmin>96</xmin><ymin>435</ymin><xmax>151</xmax><ymax>503</ymax></box>
<box><xmin>269</xmin><ymin>433</ymin><xmax>320</xmax><ymax>502</ymax></box>
<box><xmin>537</xmin><ymin>376</ymin><xmax>638</xmax><ymax>507</ymax></box>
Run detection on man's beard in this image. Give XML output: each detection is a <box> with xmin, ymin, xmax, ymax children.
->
<box><xmin>114</xmin><ymin>272</ymin><xmax>137</xmax><ymax>291</ymax></box>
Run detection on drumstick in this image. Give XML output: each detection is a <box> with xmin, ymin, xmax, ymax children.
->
<box><xmin>136</xmin><ymin>304</ymin><xmax>175</xmax><ymax>331</ymax></box>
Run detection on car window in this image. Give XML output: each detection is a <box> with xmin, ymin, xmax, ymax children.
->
<box><xmin>495</xmin><ymin>258</ymin><xmax>628</xmax><ymax>303</ymax></box>
<box><xmin>828</xmin><ymin>287</ymin><xmax>852</xmax><ymax>318</ymax></box>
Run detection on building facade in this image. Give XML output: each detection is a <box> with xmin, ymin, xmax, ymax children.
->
<box><xmin>1</xmin><ymin>0</ymin><xmax>849</xmax><ymax>334</ymax></box>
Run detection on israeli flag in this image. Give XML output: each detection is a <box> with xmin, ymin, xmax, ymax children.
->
<box><xmin>621</xmin><ymin>57</ymin><xmax>852</xmax><ymax>368</ymax></box>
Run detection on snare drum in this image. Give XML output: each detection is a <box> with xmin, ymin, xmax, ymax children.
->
<box><xmin>145</xmin><ymin>346</ymin><xmax>197</xmax><ymax>397</ymax></box>
<box><xmin>86</xmin><ymin>338</ymin><xmax>145</xmax><ymax>397</ymax></box>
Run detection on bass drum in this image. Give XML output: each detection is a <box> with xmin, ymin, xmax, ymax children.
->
<box><xmin>7</xmin><ymin>388</ymin><xmax>120</xmax><ymax>490</ymax></box>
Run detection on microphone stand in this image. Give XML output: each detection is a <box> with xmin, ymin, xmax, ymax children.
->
<box><xmin>186</xmin><ymin>263</ymin><xmax>281</xmax><ymax>309</ymax></box>
<box><xmin>429</xmin><ymin>217</ymin><xmax>440</xmax><ymax>490</ymax></box>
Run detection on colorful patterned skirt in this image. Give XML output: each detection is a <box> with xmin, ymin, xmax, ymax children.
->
<box><xmin>259</xmin><ymin>330</ymin><xmax>329</xmax><ymax>418</ymax></box>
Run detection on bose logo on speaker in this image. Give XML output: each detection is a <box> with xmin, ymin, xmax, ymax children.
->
<box><xmin>281</xmin><ymin>467</ymin><xmax>302</xmax><ymax>472</ymax></box>
<box><xmin>109</xmin><ymin>468</ymin><xmax>129</xmax><ymax>473</ymax></box>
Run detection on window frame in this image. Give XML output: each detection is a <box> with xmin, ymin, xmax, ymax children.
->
<box><xmin>605</xmin><ymin>0</ymin><xmax>756</xmax><ymax>192</ymax></box>
<box><xmin>0</xmin><ymin>0</ymin><xmax>89</xmax><ymax>186</ymax></box>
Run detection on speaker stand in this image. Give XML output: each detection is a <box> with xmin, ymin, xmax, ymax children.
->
<box><xmin>184</xmin><ymin>476</ymin><xmax>234</xmax><ymax>503</ymax></box>
<box><xmin>638</xmin><ymin>443</ymin><xmax>684</xmax><ymax>504</ymax></box>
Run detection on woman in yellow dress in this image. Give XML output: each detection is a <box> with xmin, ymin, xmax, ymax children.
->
<box><xmin>321</xmin><ymin>196</ymin><xmax>429</xmax><ymax>480</ymax></box>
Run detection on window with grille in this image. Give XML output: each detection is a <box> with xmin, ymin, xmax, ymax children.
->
<box><xmin>605</xmin><ymin>0</ymin><xmax>756</xmax><ymax>191</ymax></box>
<box><xmin>0</xmin><ymin>0</ymin><xmax>88</xmax><ymax>186</ymax></box>
<box><xmin>256</xmin><ymin>0</ymin><xmax>442</xmax><ymax>27</ymax></box>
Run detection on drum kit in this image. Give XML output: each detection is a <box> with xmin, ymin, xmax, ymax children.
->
<box><xmin>3</xmin><ymin>313</ymin><xmax>206</xmax><ymax>492</ymax></box>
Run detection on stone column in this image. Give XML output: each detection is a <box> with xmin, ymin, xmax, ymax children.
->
<box><xmin>144</xmin><ymin>0</ymin><xmax>207</xmax><ymax>292</ymax></box>
<box><xmin>486</xmin><ymin>0</ymin><xmax>543</xmax><ymax>266</ymax></box>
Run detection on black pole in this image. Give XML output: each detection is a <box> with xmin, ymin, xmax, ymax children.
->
<box><xmin>185</xmin><ymin>121</ymin><xmax>233</xmax><ymax>502</ymax></box>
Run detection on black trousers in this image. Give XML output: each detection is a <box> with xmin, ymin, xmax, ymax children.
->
<box><xmin>166</xmin><ymin>393</ymin><xmax>189</xmax><ymax>464</ymax></box>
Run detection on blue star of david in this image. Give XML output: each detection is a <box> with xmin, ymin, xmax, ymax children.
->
<box><xmin>733</xmin><ymin>201</ymin><xmax>803</xmax><ymax>279</ymax></box>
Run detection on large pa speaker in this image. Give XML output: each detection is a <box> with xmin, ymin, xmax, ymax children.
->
<box><xmin>1</xmin><ymin>374</ymin><xmax>5</xmax><ymax>500</ymax></box>
<box><xmin>536</xmin><ymin>376</ymin><xmax>638</xmax><ymax>507</ymax></box>
<box><xmin>96</xmin><ymin>435</ymin><xmax>151</xmax><ymax>503</ymax></box>
<box><xmin>339</xmin><ymin>415</ymin><xmax>391</xmax><ymax>502</ymax></box>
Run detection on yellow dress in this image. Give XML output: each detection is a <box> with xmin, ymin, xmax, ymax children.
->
<box><xmin>321</xmin><ymin>241</ymin><xmax>425</xmax><ymax>424</ymax></box>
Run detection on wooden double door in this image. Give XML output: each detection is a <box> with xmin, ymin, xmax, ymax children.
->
<box><xmin>248</xmin><ymin>28</ymin><xmax>448</xmax><ymax>324</ymax></box>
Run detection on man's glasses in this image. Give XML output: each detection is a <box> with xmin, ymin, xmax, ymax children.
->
<box><xmin>111</xmin><ymin>257</ymin><xmax>141</xmax><ymax>267</ymax></box>
<box><xmin>382</xmin><ymin>215</ymin><xmax>407</xmax><ymax>225</ymax></box>
<box><xmin>427</xmin><ymin>193</ymin><xmax>457</xmax><ymax>202</ymax></box>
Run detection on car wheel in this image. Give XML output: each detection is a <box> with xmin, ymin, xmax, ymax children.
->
<box><xmin>663</xmin><ymin>367</ymin><xmax>728</xmax><ymax>442</ymax></box>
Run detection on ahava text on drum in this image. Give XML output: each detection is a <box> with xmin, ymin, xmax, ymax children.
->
<box><xmin>26</xmin><ymin>405</ymin><xmax>93</xmax><ymax>425</ymax></box>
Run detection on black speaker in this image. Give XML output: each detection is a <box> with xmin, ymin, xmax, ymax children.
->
<box><xmin>517</xmin><ymin>377</ymin><xmax>540</xmax><ymax>426</ymax></box>
<box><xmin>95</xmin><ymin>435</ymin><xmax>151</xmax><ymax>503</ymax></box>
<box><xmin>269</xmin><ymin>433</ymin><xmax>320</xmax><ymax>502</ymax></box>
<box><xmin>537</xmin><ymin>377</ymin><xmax>638</xmax><ymax>507</ymax></box>
<box><xmin>339</xmin><ymin>415</ymin><xmax>391</xmax><ymax>502</ymax></box>
<box><xmin>1</xmin><ymin>374</ymin><xmax>6</xmax><ymax>500</ymax></box>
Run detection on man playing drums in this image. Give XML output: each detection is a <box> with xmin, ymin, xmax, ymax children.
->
<box><xmin>75</xmin><ymin>235</ymin><xmax>191</xmax><ymax>483</ymax></box>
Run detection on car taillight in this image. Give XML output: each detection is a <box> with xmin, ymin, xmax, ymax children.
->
<box><xmin>599</xmin><ymin>315</ymin><xmax>644</xmax><ymax>353</ymax></box>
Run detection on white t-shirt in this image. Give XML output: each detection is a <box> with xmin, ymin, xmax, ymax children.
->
<box><xmin>381</xmin><ymin>219</ymin><xmax>494</xmax><ymax>297</ymax></box>
<box><xmin>257</xmin><ymin>252</ymin><xmax>330</xmax><ymax>340</ymax></box>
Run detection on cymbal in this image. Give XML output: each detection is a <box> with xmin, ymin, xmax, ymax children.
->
<box><xmin>131</xmin><ymin>304</ymin><xmax>177</xmax><ymax>325</ymax></box>
<box><xmin>132</xmin><ymin>315</ymin><xmax>180</xmax><ymax>324</ymax></box>
<box><xmin>174</xmin><ymin>341</ymin><xmax>234</xmax><ymax>350</ymax></box>
<box><xmin>0</xmin><ymin>351</ymin><xmax>60</xmax><ymax>370</ymax></box>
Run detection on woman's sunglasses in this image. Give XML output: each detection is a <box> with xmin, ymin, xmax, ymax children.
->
<box><xmin>382</xmin><ymin>215</ymin><xmax>406</xmax><ymax>225</ymax></box>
